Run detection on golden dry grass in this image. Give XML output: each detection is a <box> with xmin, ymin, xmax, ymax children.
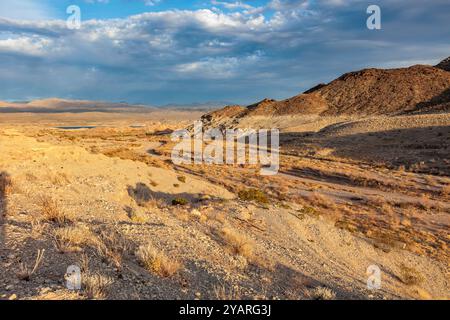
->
<box><xmin>53</xmin><ymin>225</ymin><xmax>98</xmax><ymax>253</ymax></box>
<box><xmin>82</xmin><ymin>273</ymin><xmax>113</xmax><ymax>300</ymax></box>
<box><xmin>213</xmin><ymin>284</ymin><xmax>242</xmax><ymax>300</ymax></box>
<box><xmin>39</xmin><ymin>196</ymin><xmax>72</xmax><ymax>225</ymax></box>
<box><xmin>136</xmin><ymin>244</ymin><xmax>181</xmax><ymax>277</ymax></box>
<box><xmin>219</xmin><ymin>227</ymin><xmax>255</xmax><ymax>260</ymax></box>
<box><xmin>398</xmin><ymin>263</ymin><xmax>424</xmax><ymax>286</ymax></box>
<box><xmin>0</xmin><ymin>171</ymin><xmax>12</xmax><ymax>195</ymax></box>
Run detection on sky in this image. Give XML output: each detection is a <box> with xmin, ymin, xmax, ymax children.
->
<box><xmin>0</xmin><ymin>0</ymin><xmax>449</xmax><ymax>105</ymax></box>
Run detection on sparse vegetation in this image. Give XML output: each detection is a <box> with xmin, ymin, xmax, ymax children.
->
<box><xmin>213</xmin><ymin>284</ymin><xmax>242</xmax><ymax>300</ymax></box>
<box><xmin>219</xmin><ymin>227</ymin><xmax>255</xmax><ymax>260</ymax></box>
<box><xmin>53</xmin><ymin>225</ymin><xmax>97</xmax><ymax>253</ymax></box>
<box><xmin>0</xmin><ymin>171</ymin><xmax>12</xmax><ymax>195</ymax></box>
<box><xmin>238</xmin><ymin>188</ymin><xmax>269</xmax><ymax>204</ymax></box>
<box><xmin>136</xmin><ymin>244</ymin><xmax>181</xmax><ymax>277</ymax></box>
<box><xmin>398</xmin><ymin>264</ymin><xmax>424</xmax><ymax>286</ymax></box>
<box><xmin>83</xmin><ymin>273</ymin><xmax>113</xmax><ymax>300</ymax></box>
<box><xmin>39</xmin><ymin>196</ymin><xmax>72</xmax><ymax>225</ymax></box>
<box><xmin>172</xmin><ymin>197</ymin><xmax>189</xmax><ymax>206</ymax></box>
<box><xmin>17</xmin><ymin>249</ymin><xmax>45</xmax><ymax>281</ymax></box>
<box><xmin>309</xmin><ymin>287</ymin><xmax>336</xmax><ymax>300</ymax></box>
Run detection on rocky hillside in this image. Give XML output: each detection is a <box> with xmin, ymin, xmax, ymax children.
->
<box><xmin>436</xmin><ymin>56</ymin><xmax>450</xmax><ymax>71</ymax></box>
<box><xmin>204</xmin><ymin>57</ymin><xmax>450</xmax><ymax>122</ymax></box>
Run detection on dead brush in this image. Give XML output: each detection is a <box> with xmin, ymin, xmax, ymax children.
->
<box><xmin>308</xmin><ymin>286</ymin><xmax>336</xmax><ymax>300</ymax></box>
<box><xmin>398</xmin><ymin>263</ymin><xmax>424</xmax><ymax>286</ymax></box>
<box><xmin>0</xmin><ymin>171</ymin><xmax>12</xmax><ymax>195</ymax></box>
<box><xmin>82</xmin><ymin>273</ymin><xmax>113</xmax><ymax>300</ymax></box>
<box><xmin>53</xmin><ymin>225</ymin><xmax>98</xmax><ymax>253</ymax></box>
<box><xmin>440</xmin><ymin>184</ymin><xmax>450</xmax><ymax>196</ymax></box>
<box><xmin>17</xmin><ymin>249</ymin><xmax>45</xmax><ymax>281</ymax></box>
<box><xmin>94</xmin><ymin>227</ymin><xmax>131</xmax><ymax>270</ymax></box>
<box><xmin>136</xmin><ymin>244</ymin><xmax>181</xmax><ymax>277</ymax></box>
<box><xmin>307</xmin><ymin>192</ymin><xmax>337</xmax><ymax>211</ymax></box>
<box><xmin>47</xmin><ymin>172</ymin><xmax>71</xmax><ymax>187</ymax></box>
<box><xmin>39</xmin><ymin>196</ymin><xmax>72</xmax><ymax>225</ymax></box>
<box><xmin>213</xmin><ymin>284</ymin><xmax>242</xmax><ymax>300</ymax></box>
<box><xmin>219</xmin><ymin>227</ymin><xmax>255</xmax><ymax>260</ymax></box>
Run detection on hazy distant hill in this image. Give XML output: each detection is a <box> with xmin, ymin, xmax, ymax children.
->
<box><xmin>159</xmin><ymin>101</ymin><xmax>234</xmax><ymax>112</ymax></box>
<box><xmin>0</xmin><ymin>98</ymin><xmax>154</xmax><ymax>113</ymax></box>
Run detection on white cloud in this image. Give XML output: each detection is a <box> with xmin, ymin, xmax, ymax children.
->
<box><xmin>0</xmin><ymin>0</ymin><xmax>56</xmax><ymax>20</ymax></box>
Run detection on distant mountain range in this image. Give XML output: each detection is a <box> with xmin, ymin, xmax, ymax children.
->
<box><xmin>0</xmin><ymin>98</ymin><xmax>231</xmax><ymax>113</ymax></box>
<box><xmin>0</xmin><ymin>98</ymin><xmax>154</xmax><ymax>113</ymax></box>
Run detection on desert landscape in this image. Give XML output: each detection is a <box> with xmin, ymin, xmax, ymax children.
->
<box><xmin>0</xmin><ymin>57</ymin><xmax>449</xmax><ymax>300</ymax></box>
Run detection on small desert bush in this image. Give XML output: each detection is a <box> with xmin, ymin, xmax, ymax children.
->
<box><xmin>416</xmin><ymin>195</ymin><xmax>432</xmax><ymax>211</ymax></box>
<box><xmin>136</xmin><ymin>244</ymin><xmax>181</xmax><ymax>277</ymax></box>
<box><xmin>126</xmin><ymin>207</ymin><xmax>149</xmax><ymax>224</ymax></box>
<box><xmin>219</xmin><ymin>227</ymin><xmax>255</xmax><ymax>260</ymax></box>
<box><xmin>17</xmin><ymin>249</ymin><xmax>45</xmax><ymax>281</ymax></box>
<box><xmin>238</xmin><ymin>188</ymin><xmax>269</xmax><ymax>204</ymax></box>
<box><xmin>309</xmin><ymin>286</ymin><xmax>336</xmax><ymax>300</ymax></box>
<box><xmin>39</xmin><ymin>197</ymin><xmax>72</xmax><ymax>225</ymax></box>
<box><xmin>82</xmin><ymin>273</ymin><xmax>113</xmax><ymax>300</ymax></box>
<box><xmin>177</xmin><ymin>176</ymin><xmax>187</xmax><ymax>183</ymax></box>
<box><xmin>440</xmin><ymin>184</ymin><xmax>450</xmax><ymax>196</ymax></box>
<box><xmin>48</xmin><ymin>172</ymin><xmax>71</xmax><ymax>187</ymax></box>
<box><xmin>213</xmin><ymin>284</ymin><xmax>242</xmax><ymax>300</ymax></box>
<box><xmin>0</xmin><ymin>171</ymin><xmax>12</xmax><ymax>195</ymax></box>
<box><xmin>398</xmin><ymin>264</ymin><xmax>424</xmax><ymax>286</ymax></box>
<box><xmin>94</xmin><ymin>228</ymin><xmax>130</xmax><ymax>270</ymax></box>
<box><xmin>172</xmin><ymin>197</ymin><xmax>189</xmax><ymax>206</ymax></box>
<box><xmin>54</xmin><ymin>226</ymin><xmax>97</xmax><ymax>253</ymax></box>
<box><xmin>308</xmin><ymin>192</ymin><xmax>336</xmax><ymax>210</ymax></box>
<box><xmin>299</xmin><ymin>206</ymin><xmax>319</xmax><ymax>216</ymax></box>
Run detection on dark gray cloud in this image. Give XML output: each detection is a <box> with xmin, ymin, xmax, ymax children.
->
<box><xmin>0</xmin><ymin>0</ymin><xmax>449</xmax><ymax>104</ymax></box>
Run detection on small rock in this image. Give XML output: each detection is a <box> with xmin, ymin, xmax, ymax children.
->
<box><xmin>5</xmin><ymin>285</ymin><xmax>14</xmax><ymax>291</ymax></box>
<box><xmin>8</xmin><ymin>294</ymin><xmax>17</xmax><ymax>300</ymax></box>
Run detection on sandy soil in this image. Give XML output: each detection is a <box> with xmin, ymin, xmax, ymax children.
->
<box><xmin>0</xmin><ymin>112</ymin><xmax>448</xmax><ymax>300</ymax></box>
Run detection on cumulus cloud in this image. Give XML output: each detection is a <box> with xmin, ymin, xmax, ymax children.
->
<box><xmin>0</xmin><ymin>0</ymin><xmax>449</xmax><ymax>104</ymax></box>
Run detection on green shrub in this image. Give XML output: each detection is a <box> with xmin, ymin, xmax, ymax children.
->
<box><xmin>172</xmin><ymin>198</ymin><xmax>189</xmax><ymax>206</ymax></box>
<box><xmin>238</xmin><ymin>189</ymin><xmax>269</xmax><ymax>204</ymax></box>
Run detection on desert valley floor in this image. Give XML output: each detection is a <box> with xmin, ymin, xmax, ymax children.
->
<box><xmin>0</xmin><ymin>110</ymin><xmax>448</xmax><ymax>300</ymax></box>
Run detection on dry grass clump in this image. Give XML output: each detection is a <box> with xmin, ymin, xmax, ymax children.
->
<box><xmin>440</xmin><ymin>184</ymin><xmax>450</xmax><ymax>196</ymax></box>
<box><xmin>0</xmin><ymin>171</ymin><xmax>12</xmax><ymax>195</ymax></box>
<box><xmin>398</xmin><ymin>263</ymin><xmax>424</xmax><ymax>286</ymax></box>
<box><xmin>307</xmin><ymin>192</ymin><xmax>337</xmax><ymax>210</ymax></box>
<box><xmin>219</xmin><ymin>227</ymin><xmax>255</xmax><ymax>260</ymax></box>
<box><xmin>238</xmin><ymin>188</ymin><xmax>269</xmax><ymax>204</ymax></box>
<box><xmin>17</xmin><ymin>249</ymin><xmax>45</xmax><ymax>281</ymax></box>
<box><xmin>308</xmin><ymin>286</ymin><xmax>336</xmax><ymax>300</ymax></box>
<box><xmin>213</xmin><ymin>284</ymin><xmax>242</xmax><ymax>300</ymax></box>
<box><xmin>94</xmin><ymin>228</ymin><xmax>131</xmax><ymax>270</ymax></box>
<box><xmin>136</xmin><ymin>244</ymin><xmax>181</xmax><ymax>277</ymax></box>
<box><xmin>82</xmin><ymin>273</ymin><xmax>113</xmax><ymax>300</ymax></box>
<box><xmin>172</xmin><ymin>197</ymin><xmax>189</xmax><ymax>206</ymax></box>
<box><xmin>47</xmin><ymin>172</ymin><xmax>71</xmax><ymax>186</ymax></box>
<box><xmin>53</xmin><ymin>226</ymin><xmax>98</xmax><ymax>253</ymax></box>
<box><xmin>125</xmin><ymin>207</ymin><xmax>149</xmax><ymax>224</ymax></box>
<box><xmin>39</xmin><ymin>196</ymin><xmax>72</xmax><ymax>225</ymax></box>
